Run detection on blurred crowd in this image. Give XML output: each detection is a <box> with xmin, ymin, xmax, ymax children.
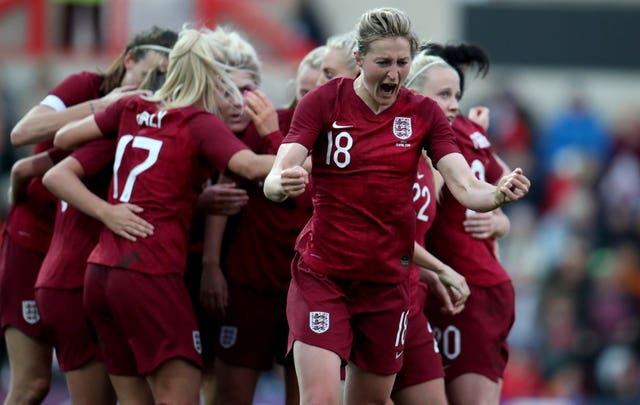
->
<box><xmin>482</xmin><ymin>87</ymin><xmax>640</xmax><ymax>404</ymax></box>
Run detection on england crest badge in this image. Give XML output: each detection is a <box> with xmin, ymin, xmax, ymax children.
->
<box><xmin>309</xmin><ymin>311</ymin><xmax>330</xmax><ymax>334</ymax></box>
<box><xmin>192</xmin><ymin>331</ymin><xmax>202</xmax><ymax>354</ymax></box>
<box><xmin>22</xmin><ymin>300</ymin><xmax>40</xmax><ymax>325</ymax></box>
<box><xmin>393</xmin><ymin>117</ymin><xmax>412</xmax><ymax>140</ymax></box>
<box><xmin>219</xmin><ymin>325</ymin><xmax>238</xmax><ymax>349</ymax></box>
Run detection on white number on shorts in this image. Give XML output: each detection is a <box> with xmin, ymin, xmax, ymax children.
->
<box><xmin>394</xmin><ymin>310</ymin><xmax>410</xmax><ymax>347</ymax></box>
<box><xmin>427</xmin><ymin>321</ymin><xmax>439</xmax><ymax>353</ymax></box>
<box><xmin>112</xmin><ymin>135</ymin><xmax>163</xmax><ymax>202</ymax></box>
<box><xmin>326</xmin><ymin>131</ymin><xmax>353</xmax><ymax>168</ymax></box>
<box><xmin>433</xmin><ymin>325</ymin><xmax>461</xmax><ymax>360</ymax></box>
<box><xmin>412</xmin><ymin>183</ymin><xmax>432</xmax><ymax>223</ymax></box>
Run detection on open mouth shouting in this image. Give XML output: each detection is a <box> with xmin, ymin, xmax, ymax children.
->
<box><xmin>379</xmin><ymin>82</ymin><xmax>398</xmax><ymax>99</ymax></box>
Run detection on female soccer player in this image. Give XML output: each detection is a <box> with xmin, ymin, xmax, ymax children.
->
<box><xmin>1</xmin><ymin>26</ymin><xmax>176</xmax><ymax>405</ymax></box>
<box><xmin>421</xmin><ymin>42</ymin><xmax>516</xmax><ymax>405</ymax></box>
<box><xmin>46</xmin><ymin>27</ymin><xmax>276</xmax><ymax>405</ymax></box>
<box><xmin>316</xmin><ymin>31</ymin><xmax>359</xmax><ymax>86</ymax></box>
<box><xmin>201</xmin><ymin>30</ymin><xmax>323</xmax><ymax>405</ymax></box>
<box><xmin>264</xmin><ymin>7</ymin><xmax>530</xmax><ymax>405</ymax></box>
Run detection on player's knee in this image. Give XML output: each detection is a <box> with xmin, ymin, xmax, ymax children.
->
<box><xmin>11</xmin><ymin>376</ymin><xmax>50</xmax><ymax>404</ymax></box>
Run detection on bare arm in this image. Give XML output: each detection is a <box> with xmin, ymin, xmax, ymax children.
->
<box><xmin>200</xmin><ymin>213</ymin><xmax>229</xmax><ymax>319</ymax></box>
<box><xmin>42</xmin><ymin>157</ymin><xmax>154</xmax><ymax>241</ymax></box>
<box><xmin>263</xmin><ymin>142</ymin><xmax>310</xmax><ymax>202</ymax></box>
<box><xmin>8</xmin><ymin>152</ymin><xmax>54</xmax><ymax>206</ymax></box>
<box><xmin>436</xmin><ymin>153</ymin><xmax>530</xmax><ymax>212</ymax></box>
<box><xmin>413</xmin><ymin>242</ymin><xmax>469</xmax><ymax>315</ymax></box>
<box><xmin>54</xmin><ymin>115</ymin><xmax>105</xmax><ymax>150</ymax></box>
<box><xmin>11</xmin><ymin>85</ymin><xmax>146</xmax><ymax>147</ymax></box>
<box><xmin>226</xmin><ymin>150</ymin><xmax>276</xmax><ymax>181</ymax></box>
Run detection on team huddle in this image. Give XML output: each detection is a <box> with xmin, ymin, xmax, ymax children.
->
<box><xmin>0</xmin><ymin>7</ymin><xmax>530</xmax><ymax>405</ymax></box>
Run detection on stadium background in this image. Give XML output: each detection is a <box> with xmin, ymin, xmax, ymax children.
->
<box><xmin>0</xmin><ymin>0</ymin><xmax>638</xmax><ymax>403</ymax></box>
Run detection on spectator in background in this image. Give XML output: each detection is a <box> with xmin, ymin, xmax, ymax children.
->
<box><xmin>52</xmin><ymin>0</ymin><xmax>104</xmax><ymax>52</ymax></box>
<box><xmin>539</xmin><ymin>90</ymin><xmax>611</xmax><ymax>177</ymax></box>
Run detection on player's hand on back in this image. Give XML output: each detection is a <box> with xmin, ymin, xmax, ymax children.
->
<box><xmin>198</xmin><ymin>183</ymin><xmax>249</xmax><ymax>216</ymax></box>
<box><xmin>101</xmin><ymin>203</ymin><xmax>154</xmax><ymax>241</ymax></box>
<box><xmin>99</xmin><ymin>85</ymin><xmax>152</xmax><ymax>109</ymax></box>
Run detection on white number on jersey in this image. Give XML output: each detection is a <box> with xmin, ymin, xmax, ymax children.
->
<box><xmin>326</xmin><ymin>131</ymin><xmax>353</xmax><ymax>168</ymax></box>
<box><xmin>112</xmin><ymin>135</ymin><xmax>163</xmax><ymax>202</ymax></box>
<box><xmin>412</xmin><ymin>182</ymin><xmax>432</xmax><ymax>223</ymax></box>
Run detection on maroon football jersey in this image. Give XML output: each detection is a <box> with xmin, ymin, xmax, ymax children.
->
<box><xmin>224</xmin><ymin>108</ymin><xmax>314</xmax><ymax>292</ymax></box>
<box><xmin>88</xmin><ymin>96</ymin><xmax>248</xmax><ymax>275</ymax></box>
<box><xmin>285</xmin><ymin>78</ymin><xmax>459</xmax><ymax>283</ymax></box>
<box><xmin>425</xmin><ymin>115</ymin><xmax>509</xmax><ymax>286</ymax></box>
<box><xmin>5</xmin><ymin>72</ymin><xmax>104</xmax><ymax>254</ymax></box>
<box><xmin>36</xmin><ymin>139</ymin><xmax>115</xmax><ymax>289</ymax></box>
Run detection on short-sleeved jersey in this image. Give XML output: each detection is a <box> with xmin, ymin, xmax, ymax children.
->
<box><xmin>5</xmin><ymin>72</ymin><xmax>104</xmax><ymax>254</ymax></box>
<box><xmin>425</xmin><ymin>115</ymin><xmax>508</xmax><ymax>286</ymax></box>
<box><xmin>409</xmin><ymin>155</ymin><xmax>437</xmax><ymax>314</ymax></box>
<box><xmin>41</xmin><ymin>71</ymin><xmax>103</xmax><ymax>111</ymax></box>
<box><xmin>223</xmin><ymin>108</ymin><xmax>313</xmax><ymax>292</ymax></box>
<box><xmin>286</xmin><ymin>78</ymin><xmax>459</xmax><ymax>283</ymax></box>
<box><xmin>36</xmin><ymin>139</ymin><xmax>115</xmax><ymax>289</ymax></box>
<box><xmin>88</xmin><ymin>96</ymin><xmax>249</xmax><ymax>275</ymax></box>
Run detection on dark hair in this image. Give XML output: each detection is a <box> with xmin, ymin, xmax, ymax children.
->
<box><xmin>419</xmin><ymin>43</ymin><xmax>489</xmax><ymax>97</ymax></box>
<box><xmin>100</xmin><ymin>26</ymin><xmax>178</xmax><ymax>94</ymax></box>
<box><xmin>139</xmin><ymin>67</ymin><xmax>167</xmax><ymax>92</ymax></box>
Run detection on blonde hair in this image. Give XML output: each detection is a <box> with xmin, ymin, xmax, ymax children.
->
<box><xmin>289</xmin><ymin>45</ymin><xmax>328</xmax><ymax>108</ymax></box>
<box><xmin>151</xmin><ymin>27</ymin><xmax>242</xmax><ymax>114</ymax></box>
<box><xmin>326</xmin><ymin>31</ymin><xmax>359</xmax><ymax>74</ymax></box>
<box><xmin>355</xmin><ymin>7</ymin><xmax>419</xmax><ymax>57</ymax></box>
<box><xmin>405</xmin><ymin>54</ymin><xmax>453</xmax><ymax>90</ymax></box>
<box><xmin>208</xmin><ymin>26</ymin><xmax>262</xmax><ymax>86</ymax></box>
<box><xmin>297</xmin><ymin>45</ymin><xmax>327</xmax><ymax>77</ymax></box>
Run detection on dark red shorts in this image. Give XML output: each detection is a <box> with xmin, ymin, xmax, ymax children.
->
<box><xmin>425</xmin><ymin>281</ymin><xmax>515</xmax><ymax>382</ymax></box>
<box><xmin>287</xmin><ymin>254</ymin><xmax>411</xmax><ymax>375</ymax></box>
<box><xmin>0</xmin><ymin>233</ymin><xmax>46</xmax><ymax>338</ymax></box>
<box><xmin>393</xmin><ymin>285</ymin><xmax>444</xmax><ymax>391</ymax></box>
<box><xmin>214</xmin><ymin>282</ymin><xmax>288</xmax><ymax>370</ymax></box>
<box><xmin>35</xmin><ymin>287</ymin><xmax>101</xmax><ymax>372</ymax></box>
<box><xmin>84</xmin><ymin>264</ymin><xmax>203</xmax><ymax>376</ymax></box>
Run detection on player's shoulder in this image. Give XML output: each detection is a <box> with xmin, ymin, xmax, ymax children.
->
<box><xmin>453</xmin><ymin>114</ymin><xmax>484</xmax><ymax>134</ymax></box>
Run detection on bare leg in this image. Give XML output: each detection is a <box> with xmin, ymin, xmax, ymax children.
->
<box><xmin>3</xmin><ymin>327</ymin><xmax>52</xmax><ymax>405</ymax></box>
<box><xmin>446</xmin><ymin>373</ymin><xmax>502</xmax><ymax>405</ymax></box>
<box><xmin>200</xmin><ymin>360</ymin><xmax>216</xmax><ymax>405</ymax></box>
<box><xmin>344</xmin><ymin>362</ymin><xmax>396</xmax><ymax>405</ymax></box>
<box><xmin>391</xmin><ymin>378</ymin><xmax>448</xmax><ymax>405</ymax></box>
<box><xmin>294</xmin><ymin>341</ymin><xmax>342</xmax><ymax>405</ymax></box>
<box><xmin>109</xmin><ymin>374</ymin><xmax>154</xmax><ymax>405</ymax></box>
<box><xmin>65</xmin><ymin>359</ymin><xmax>116</xmax><ymax>405</ymax></box>
<box><xmin>147</xmin><ymin>358</ymin><xmax>201</xmax><ymax>405</ymax></box>
<box><xmin>213</xmin><ymin>358</ymin><xmax>259</xmax><ymax>405</ymax></box>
